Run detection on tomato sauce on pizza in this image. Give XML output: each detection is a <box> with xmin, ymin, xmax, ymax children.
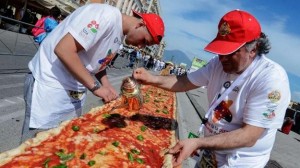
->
<box><xmin>0</xmin><ymin>85</ymin><xmax>177</xmax><ymax>168</ymax></box>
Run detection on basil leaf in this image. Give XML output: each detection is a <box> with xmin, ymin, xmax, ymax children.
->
<box><xmin>52</xmin><ymin>164</ymin><xmax>67</xmax><ymax>168</ymax></box>
<box><xmin>55</xmin><ymin>151</ymin><xmax>75</xmax><ymax>161</ymax></box>
<box><xmin>80</xmin><ymin>153</ymin><xmax>86</xmax><ymax>160</ymax></box>
<box><xmin>112</xmin><ymin>141</ymin><xmax>119</xmax><ymax>147</ymax></box>
<box><xmin>136</xmin><ymin>158</ymin><xmax>144</xmax><ymax>164</ymax></box>
<box><xmin>137</xmin><ymin>135</ymin><xmax>144</xmax><ymax>141</ymax></box>
<box><xmin>127</xmin><ymin>152</ymin><xmax>134</xmax><ymax>162</ymax></box>
<box><xmin>140</xmin><ymin>126</ymin><xmax>147</xmax><ymax>132</ymax></box>
<box><xmin>102</xmin><ymin>114</ymin><xmax>111</xmax><ymax>118</ymax></box>
<box><xmin>72</xmin><ymin>125</ymin><xmax>80</xmax><ymax>131</ymax></box>
<box><xmin>162</xmin><ymin>109</ymin><xmax>169</xmax><ymax>114</ymax></box>
<box><xmin>99</xmin><ymin>151</ymin><xmax>106</xmax><ymax>155</ymax></box>
<box><xmin>88</xmin><ymin>160</ymin><xmax>96</xmax><ymax>166</ymax></box>
<box><xmin>93</xmin><ymin>128</ymin><xmax>100</xmax><ymax>133</ymax></box>
<box><xmin>130</xmin><ymin>149</ymin><xmax>140</xmax><ymax>155</ymax></box>
<box><xmin>42</xmin><ymin>157</ymin><xmax>51</xmax><ymax>168</ymax></box>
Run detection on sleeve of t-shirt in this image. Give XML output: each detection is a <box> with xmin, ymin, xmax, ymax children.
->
<box><xmin>243</xmin><ymin>64</ymin><xmax>291</xmax><ymax>129</ymax></box>
<box><xmin>67</xmin><ymin>5</ymin><xmax>118</xmax><ymax>51</ymax></box>
<box><xmin>187</xmin><ymin>56</ymin><xmax>218</xmax><ymax>87</ymax></box>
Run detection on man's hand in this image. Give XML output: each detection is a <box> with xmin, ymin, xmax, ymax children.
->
<box><xmin>168</xmin><ymin>138</ymin><xmax>200</xmax><ymax>167</ymax></box>
<box><xmin>92</xmin><ymin>85</ymin><xmax>118</xmax><ymax>103</ymax></box>
<box><xmin>132</xmin><ymin>67</ymin><xmax>155</xmax><ymax>84</ymax></box>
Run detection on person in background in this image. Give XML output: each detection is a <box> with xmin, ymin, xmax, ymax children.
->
<box><xmin>146</xmin><ymin>56</ymin><xmax>155</xmax><ymax>70</ymax></box>
<box><xmin>132</xmin><ymin>9</ymin><xmax>290</xmax><ymax>167</ymax></box>
<box><xmin>127</xmin><ymin>47</ymin><xmax>137</xmax><ymax>68</ymax></box>
<box><xmin>135</xmin><ymin>49</ymin><xmax>142</xmax><ymax>67</ymax></box>
<box><xmin>154</xmin><ymin>59</ymin><xmax>161</xmax><ymax>71</ymax></box>
<box><xmin>143</xmin><ymin>53</ymin><xmax>150</xmax><ymax>68</ymax></box>
<box><xmin>32</xmin><ymin>6</ymin><xmax>61</xmax><ymax>44</ymax></box>
<box><xmin>22</xmin><ymin>3</ymin><xmax>164</xmax><ymax>141</ymax></box>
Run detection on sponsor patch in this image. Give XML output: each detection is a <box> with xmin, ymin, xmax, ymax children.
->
<box><xmin>69</xmin><ymin>90</ymin><xmax>85</xmax><ymax>100</ymax></box>
<box><xmin>219</xmin><ymin>22</ymin><xmax>231</xmax><ymax>36</ymax></box>
<box><xmin>87</xmin><ymin>20</ymin><xmax>99</xmax><ymax>33</ymax></box>
<box><xmin>114</xmin><ymin>37</ymin><xmax>122</xmax><ymax>44</ymax></box>
<box><xmin>268</xmin><ymin>90</ymin><xmax>281</xmax><ymax>103</ymax></box>
<box><xmin>263</xmin><ymin>110</ymin><xmax>276</xmax><ymax>120</ymax></box>
<box><xmin>79</xmin><ymin>20</ymin><xmax>99</xmax><ymax>42</ymax></box>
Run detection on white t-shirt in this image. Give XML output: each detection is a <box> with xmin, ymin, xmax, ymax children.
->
<box><xmin>188</xmin><ymin>55</ymin><xmax>291</xmax><ymax>167</ymax></box>
<box><xmin>29</xmin><ymin>4</ymin><xmax>124</xmax><ymax>91</ymax></box>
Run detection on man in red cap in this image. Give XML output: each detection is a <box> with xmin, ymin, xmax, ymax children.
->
<box><xmin>132</xmin><ymin>9</ymin><xmax>290</xmax><ymax>167</ymax></box>
<box><xmin>22</xmin><ymin>3</ymin><xmax>164</xmax><ymax>141</ymax></box>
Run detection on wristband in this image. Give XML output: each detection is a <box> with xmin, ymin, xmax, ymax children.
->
<box><xmin>89</xmin><ymin>81</ymin><xmax>101</xmax><ymax>92</ymax></box>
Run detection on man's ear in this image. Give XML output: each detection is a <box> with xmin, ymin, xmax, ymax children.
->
<box><xmin>250</xmin><ymin>47</ymin><xmax>257</xmax><ymax>58</ymax></box>
<box><xmin>135</xmin><ymin>20</ymin><xmax>145</xmax><ymax>29</ymax></box>
<box><xmin>250</xmin><ymin>45</ymin><xmax>258</xmax><ymax>55</ymax></box>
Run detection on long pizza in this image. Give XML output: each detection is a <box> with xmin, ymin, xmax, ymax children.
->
<box><xmin>0</xmin><ymin>85</ymin><xmax>177</xmax><ymax>168</ymax></box>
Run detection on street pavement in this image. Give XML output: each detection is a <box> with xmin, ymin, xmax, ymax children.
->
<box><xmin>1</xmin><ymin>28</ymin><xmax>299</xmax><ymax>168</ymax></box>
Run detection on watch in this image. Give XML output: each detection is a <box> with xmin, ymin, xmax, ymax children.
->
<box><xmin>89</xmin><ymin>81</ymin><xmax>101</xmax><ymax>92</ymax></box>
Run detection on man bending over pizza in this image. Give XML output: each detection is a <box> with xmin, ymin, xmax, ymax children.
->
<box><xmin>132</xmin><ymin>9</ymin><xmax>290</xmax><ymax>167</ymax></box>
<box><xmin>22</xmin><ymin>3</ymin><xmax>164</xmax><ymax>141</ymax></box>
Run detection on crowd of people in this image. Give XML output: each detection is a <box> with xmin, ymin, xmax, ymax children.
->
<box><xmin>109</xmin><ymin>45</ymin><xmax>189</xmax><ymax>77</ymax></box>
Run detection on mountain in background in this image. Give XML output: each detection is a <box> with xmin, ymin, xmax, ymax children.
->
<box><xmin>162</xmin><ymin>50</ymin><xmax>192</xmax><ymax>67</ymax></box>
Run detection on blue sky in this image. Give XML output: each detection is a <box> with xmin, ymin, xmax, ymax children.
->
<box><xmin>160</xmin><ymin>0</ymin><xmax>300</xmax><ymax>102</ymax></box>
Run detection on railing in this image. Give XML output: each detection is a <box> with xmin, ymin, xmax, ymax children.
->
<box><xmin>0</xmin><ymin>15</ymin><xmax>143</xmax><ymax>73</ymax></box>
<box><xmin>0</xmin><ymin>15</ymin><xmax>39</xmax><ymax>57</ymax></box>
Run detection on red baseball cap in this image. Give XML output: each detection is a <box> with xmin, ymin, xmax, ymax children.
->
<box><xmin>132</xmin><ymin>10</ymin><xmax>165</xmax><ymax>44</ymax></box>
<box><xmin>204</xmin><ymin>9</ymin><xmax>261</xmax><ymax>55</ymax></box>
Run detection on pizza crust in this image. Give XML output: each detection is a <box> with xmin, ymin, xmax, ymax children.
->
<box><xmin>162</xmin><ymin>91</ymin><xmax>178</xmax><ymax>168</ymax></box>
<box><xmin>0</xmin><ymin>88</ymin><xmax>179</xmax><ymax>167</ymax></box>
<box><xmin>0</xmin><ymin>102</ymin><xmax>110</xmax><ymax>166</ymax></box>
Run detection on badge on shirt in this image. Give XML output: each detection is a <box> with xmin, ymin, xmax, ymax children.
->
<box><xmin>87</xmin><ymin>20</ymin><xmax>99</xmax><ymax>33</ymax></box>
<box><xmin>212</xmin><ymin>100</ymin><xmax>233</xmax><ymax>123</ymax></box>
<box><xmin>268</xmin><ymin>90</ymin><xmax>281</xmax><ymax>103</ymax></box>
<box><xmin>69</xmin><ymin>90</ymin><xmax>85</xmax><ymax>100</ymax></box>
<box><xmin>98</xmin><ymin>49</ymin><xmax>115</xmax><ymax>71</ymax></box>
<box><xmin>79</xmin><ymin>20</ymin><xmax>99</xmax><ymax>42</ymax></box>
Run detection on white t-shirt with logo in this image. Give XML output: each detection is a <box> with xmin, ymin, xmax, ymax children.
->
<box><xmin>188</xmin><ymin>55</ymin><xmax>291</xmax><ymax>167</ymax></box>
<box><xmin>28</xmin><ymin>4</ymin><xmax>123</xmax><ymax>129</ymax></box>
<box><xmin>29</xmin><ymin>4</ymin><xmax>124</xmax><ymax>91</ymax></box>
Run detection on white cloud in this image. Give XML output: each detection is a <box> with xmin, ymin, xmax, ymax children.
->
<box><xmin>292</xmin><ymin>91</ymin><xmax>300</xmax><ymax>103</ymax></box>
<box><xmin>264</xmin><ymin>25</ymin><xmax>300</xmax><ymax>77</ymax></box>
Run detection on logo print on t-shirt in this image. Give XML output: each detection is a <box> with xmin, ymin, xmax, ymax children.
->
<box><xmin>223</xmin><ymin>81</ymin><xmax>231</xmax><ymax>89</ymax></box>
<box><xmin>262</xmin><ymin>110</ymin><xmax>276</xmax><ymax>119</ymax></box>
<box><xmin>268</xmin><ymin>90</ymin><xmax>281</xmax><ymax>103</ymax></box>
<box><xmin>98</xmin><ymin>49</ymin><xmax>115</xmax><ymax>71</ymax></box>
<box><xmin>212</xmin><ymin>100</ymin><xmax>233</xmax><ymax>123</ymax></box>
<box><xmin>69</xmin><ymin>90</ymin><xmax>84</xmax><ymax>100</ymax></box>
<box><xmin>87</xmin><ymin>20</ymin><xmax>99</xmax><ymax>33</ymax></box>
